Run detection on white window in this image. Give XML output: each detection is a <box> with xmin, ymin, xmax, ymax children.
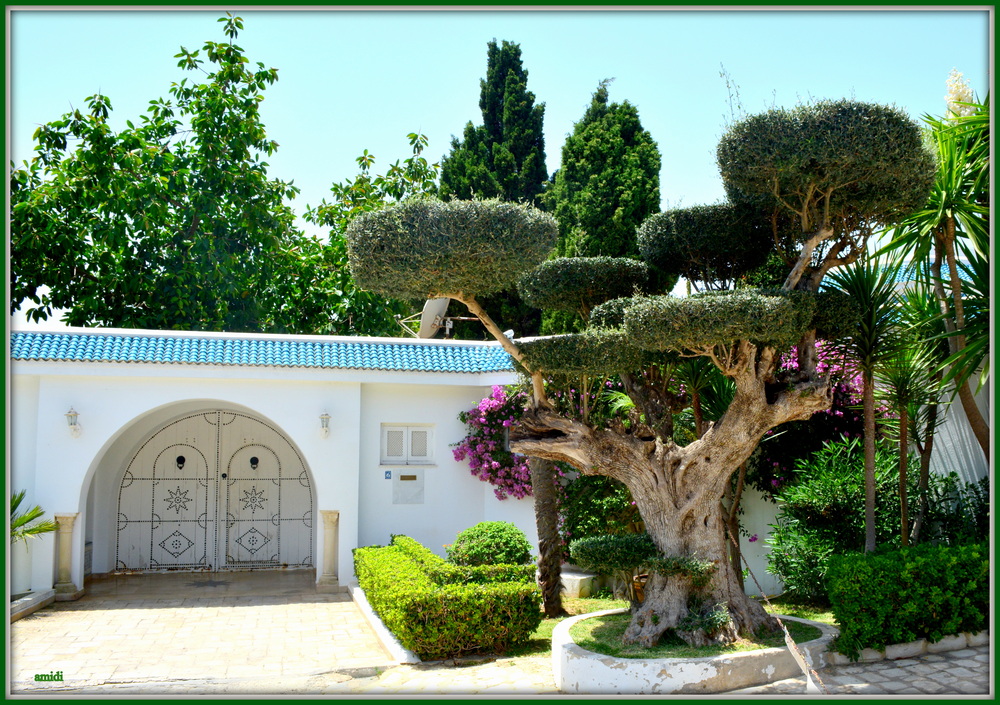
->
<box><xmin>381</xmin><ymin>425</ymin><xmax>434</xmax><ymax>465</ymax></box>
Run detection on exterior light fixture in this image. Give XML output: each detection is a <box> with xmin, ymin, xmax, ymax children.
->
<box><xmin>319</xmin><ymin>413</ymin><xmax>331</xmax><ymax>439</ymax></box>
<box><xmin>66</xmin><ymin>407</ymin><xmax>82</xmax><ymax>438</ymax></box>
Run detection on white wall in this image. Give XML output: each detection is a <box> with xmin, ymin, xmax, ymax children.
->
<box><xmin>736</xmin><ymin>488</ymin><xmax>784</xmax><ymax>597</ymax></box>
<box><xmin>10</xmin><ymin>374</ymin><xmax>43</xmax><ymax>593</ymax></box>
<box><xmin>929</xmin><ymin>382</ymin><xmax>990</xmax><ymax>485</ymax></box>
<box><xmin>358</xmin><ymin>383</ymin><xmax>494</xmax><ymax>556</ymax></box>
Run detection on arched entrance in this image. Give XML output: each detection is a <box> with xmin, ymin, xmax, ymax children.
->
<box><xmin>115</xmin><ymin>410</ymin><xmax>314</xmax><ymax>572</ymax></box>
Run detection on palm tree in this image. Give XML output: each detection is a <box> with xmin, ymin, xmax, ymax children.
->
<box><xmin>876</xmin><ymin>341</ymin><xmax>940</xmax><ymax>547</ymax></box>
<box><xmin>894</xmin><ymin>285</ymin><xmax>950</xmax><ymax>544</ymax></box>
<box><xmin>826</xmin><ymin>255</ymin><xmax>904</xmax><ymax>552</ymax></box>
<box><xmin>10</xmin><ymin>490</ymin><xmax>57</xmax><ymax>545</ymax></box>
<box><xmin>880</xmin><ymin>95</ymin><xmax>990</xmax><ymax>459</ymax></box>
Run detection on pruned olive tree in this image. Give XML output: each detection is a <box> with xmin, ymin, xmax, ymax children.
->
<box><xmin>346</xmin><ymin>100</ymin><xmax>933</xmax><ymax>648</ymax></box>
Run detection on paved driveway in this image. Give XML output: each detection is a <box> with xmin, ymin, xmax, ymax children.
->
<box><xmin>10</xmin><ymin>571</ymin><xmax>393</xmax><ymax>694</ymax></box>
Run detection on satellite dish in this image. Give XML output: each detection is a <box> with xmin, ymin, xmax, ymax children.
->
<box><xmin>417</xmin><ymin>298</ymin><xmax>451</xmax><ymax>338</ymax></box>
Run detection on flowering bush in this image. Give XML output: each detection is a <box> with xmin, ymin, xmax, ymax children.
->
<box><xmin>749</xmin><ymin>340</ymin><xmax>867</xmax><ymax>496</ymax></box>
<box><xmin>452</xmin><ymin>386</ymin><xmax>533</xmax><ymax>500</ymax></box>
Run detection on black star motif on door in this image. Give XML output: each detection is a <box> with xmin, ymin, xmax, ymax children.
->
<box><xmin>164</xmin><ymin>486</ymin><xmax>192</xmax><ymax>514</ymax></box>
<box><xmin>241</xmin><ymin>485</ymin><xmax>266</xmax><ymax>513</ymax></box>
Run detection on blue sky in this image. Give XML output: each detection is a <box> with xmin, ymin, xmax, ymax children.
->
<box><xmin>11</xmin><ymin>9</ymin><xmax>990</xmax><ymax>223</ymax></box>
<box><xmin>7</xmin><ymin>8</ymin><xmax>991</xmax><ymax>327</ymax></box>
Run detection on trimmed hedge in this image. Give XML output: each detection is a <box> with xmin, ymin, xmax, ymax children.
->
<box><xmin>826</xmin><ymin>542</ymin><xmax>989</xmax><ymax>660</ymax></box>
<box><xmin>517</xmin><ymin>256</ymin><xmax>653</xmax><ymax>315</ymax></box>
<box><xmin>445</xmin><ymin>521</ymin><xmax>533</xmax><ymax>567</ymax></box>
<box><xmin>353</xmin><ymin>536</ymin><xmax>541</xmax><ymax>659</ymax></box>
<box><xmin>345</xmin><ymin>197</ymin><xmax>557</xmax><ymax>300</ymax></box>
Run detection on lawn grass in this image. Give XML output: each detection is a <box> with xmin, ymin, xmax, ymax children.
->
<box><xmin>504</xmin><ymin>593</ymin><xmax>833</xmax><ymax>661</ymax></box>
<box><xmin>757</xmin><ymin>594</ymin><xmax>837</xmax><ymax>626</ymax></box>
<box><xmin>568</xmin><ymin>612</ymin><xmax>823</xmax><ymax>660</ymax></box>
<box><xmin>504</xmin><ymin>595</ymin><xmax>628</xmax><ymax>657</ymax></box>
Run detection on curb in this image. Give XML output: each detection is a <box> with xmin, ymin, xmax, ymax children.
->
<box><xmin>824</xmin><ymin>629</ymin><xmax>990</xmax><ymax>666</ymax></box>
<box><xmin>9</xmin><ymin>589</ymin><xmax>56</xmax><ymax>623</ymax></box>
<box><xmin>348</xmin><ymin>585</ymin><xmax>421</xmax><ymax>665</ymax></box>
<box><xmin>553</xmin><ymin>609</ymin><xmax>837</xmax><ymax>694</ymax></box>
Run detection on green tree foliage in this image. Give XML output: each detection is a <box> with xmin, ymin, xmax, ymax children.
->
<box><xmin>346</xmin><ymin>198</ymin><xmax>557</xmax><ymax>302</ymax></box>
<box><xmin>349</xmin><ymin>101</ymin><xmax>934</xmax><ymax>647</ymax></box>
<box><xmin>439</xmin><ymin>40</ymin><xmax>547</xmax><ymax>206</ymax></box>
<box><xmin>717</xmin><ymin>99</ymin><xmax>935</xmax><ymax>292</ymax></box>
<box><xmin>438</xmin><ymin>39</ymin><xmax>549</xmax><ymax>340</ymax></box>
<box><xmin>638</xmin><ymin>203</ymin><xmax>774</xmax><ymax>290</ymax></box>
<box><xmin>879</xmin><ymin>92</ymin><xmax>990</xmax><ymax>459</ymax></box>
<box><xmin>303</xmin><ymin>132</ymin><xmax>442</xmax><ymax>336</ymax></box>
<box><xmin>517</xmin><ymin>256</ymin><xmax>652</xmax><ymax>318</ymax></box>
<box><xmin>546</xmin><ymin>81</ymin><xmax>661</xmax><ymax>259</ymax></box>
<box><xmin>825</xmin><ymin>255</ymin><xmax>905</xmax><ymax>552</ymax></box>
<box><xmin>11</xmin><ymin>15</ymin><xmax>317</xmax><ymax>332</ymax></box>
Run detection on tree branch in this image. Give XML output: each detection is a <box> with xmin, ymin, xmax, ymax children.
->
<box><xmin>453</xmin><ymin>293</ymin><xmax>550</xmax><ymax>408</ymax></box>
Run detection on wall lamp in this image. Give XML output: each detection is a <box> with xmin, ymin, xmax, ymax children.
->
<box><xmin>65</xmin><ymin>407</ymin><xmax>82</xmax><ymax>438</ymax></box>
<box><xmin>319</xmin><ymin>412</ymin><xmax>331</xmax><ymax>439</ymax></box>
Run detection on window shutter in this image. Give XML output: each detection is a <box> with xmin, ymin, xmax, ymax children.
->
<box><xmin>409</xmin><ymin>428</ymin><xmax>431</xmax><ymax>463</ymax></box>
<box><xmin>382</xmin><ymin>426</ymin><xmax>407</xmax><ymax>464</ymax></box>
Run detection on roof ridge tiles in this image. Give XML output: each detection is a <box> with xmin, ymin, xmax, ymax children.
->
<box><xmin>10</xmin><ymin>330</ymin><xmax>513</xmax><ymax>374</ymax></box>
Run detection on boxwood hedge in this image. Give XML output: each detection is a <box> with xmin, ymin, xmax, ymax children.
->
<box><xmin>353</xmin><ymin>535</ymin><xmax>541</xmax><ymax>659</ymax></box>
<box><xmin>826</xmin><ymin>542</ymin><xmax>989</xmax><ymax>660</ymax></box>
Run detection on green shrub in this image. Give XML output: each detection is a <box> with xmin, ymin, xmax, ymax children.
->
<box><xmin>920</xmin><ymin>473</ymin><xmax>990</xmax><ymax>546</ymax></box>
<box><xmin>445</xmin><ymin>521</ymin><xmax>532</xmax><ymax>567</ymax></box>
<box><xmin>394</xmin><ymin>534</ymin><xmax>534</xmax><ymax>584</ymax></box>
<box><xmin>560</xmin><ymin>475</ymin><xmax>642</xmax><ymax>543</ymax></box>
<box><xmin>827</xmin><ymin>542</ymin><xmax>988</xmax><ymax>660</ymax></box>
<box><xmin>353</xmin><ymin>536</ymin><xmax>542</xmax><ymax>660</ymax></box>
<box><xmin>766</xmin><ymin>437</ymin><xmax>914</xmax><ymax>603</ymax></box>
<box><xmin>570</xmin><ymin>533</ymin><xmax>657</xmax><ymax>603</ymax></box>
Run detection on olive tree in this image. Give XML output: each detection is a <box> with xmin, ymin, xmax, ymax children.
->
<box><xmin>346</xmin><ymin>100</ymin><xmax>933</xmax><ymax>648</ymax></box>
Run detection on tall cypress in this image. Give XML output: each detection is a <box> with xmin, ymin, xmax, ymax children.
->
<box><xmin>440</xmin><ymin>40</ymin><xmax>547</xmax><ymax>207</ymax></box>
<box><xmin>547</xmin><ymin>80</ymin><xmax>661</xmax><ymax>259</ymax></box>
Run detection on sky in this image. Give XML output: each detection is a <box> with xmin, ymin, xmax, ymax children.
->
<box><xmin>7</xmin><ymin>6</ymin><xmax>992</xmax><ymax>329</ymax></box>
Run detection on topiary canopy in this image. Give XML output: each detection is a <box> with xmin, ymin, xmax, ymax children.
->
<box><xmin>517</xmin><ymin>256</ymin><xmax>653</xmax><ymax>316</ymax></box>
<box><xmin>345</xmin><ymin>197</ymin><xmax>557</xmax><ymax>300</ymax></box>
<box><xmin>637</xmin><ymin>203</ymin><xmax>773</xmax><ymax>287</ymax></box>
<box><xmin>717</xmin><ymin>99</ymin><xmax>935</xmax><ymax>238</ymax></box>
<box><xmin>624</xmin><ymin>289</ymin><xmax>817</xmax><ymax>352</ymax></box>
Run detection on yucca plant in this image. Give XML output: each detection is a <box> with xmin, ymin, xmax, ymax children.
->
<box><xmin>826</xmin><ymin>254</ymin><xmax>905</xmax><ymax>552</ymax></box>
<box><xmin>10</xmin><ymin>490</ymin><xmax>57</xmax><ymax>546</ymax></box>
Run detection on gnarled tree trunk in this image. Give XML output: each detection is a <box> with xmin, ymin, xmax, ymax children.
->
<box><xmin>511</xmin><ymin>343</ymin><xmax>831</xmax><ymax>646</ymax></box>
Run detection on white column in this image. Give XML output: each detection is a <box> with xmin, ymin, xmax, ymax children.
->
<box><xmin>54</xmin><ymin>513</ymin><xmax>84</xmax><ymax>601</ymax></box>
<box><xmin>316</xmin><ymin>510</ymin><xmax>345</xmax><ymax>593</ymax></box>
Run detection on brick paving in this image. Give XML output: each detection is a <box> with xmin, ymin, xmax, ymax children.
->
<box><xmin>729</xmin><ymin>645</ymin><xmax>992</xmax><ymax>695</ymax></box>
<box><xmin>9</xmin><ymin>571</ymin><xmax>392</xmax><ymax>695</ymax></box>
<box><xmin>8</xmin><ymin>572</ymin><xmax>993</xmax><ymax>696</ymax></box>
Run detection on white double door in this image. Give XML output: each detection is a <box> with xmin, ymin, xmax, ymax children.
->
<box><xmin>116</xmin><ymin>410</ymin><xmax>313</xmax><ymax>571</ymax></box>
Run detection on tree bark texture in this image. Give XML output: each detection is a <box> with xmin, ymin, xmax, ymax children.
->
<box><xmin>511</xmin><ymin>343</ymin><xmax>831</xmax><ymax>645</ymax></box>
<box><xmin>932</xmin><ymin>231</ymin><xmax>990</xmax><ymax>459</ymax></box>
<box><xmin>863</xmin><ymin>372</ymin><xmax>878</xmax><ymax>553</ymax></box>
<box><xmin>529</xmin><ymin>457</ymin><xmax>567</xmax><ymax>617</ymax></box>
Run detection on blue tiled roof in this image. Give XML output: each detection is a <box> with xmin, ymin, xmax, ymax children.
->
<box><xmin>10</xmin><ymin>331</ymin><xmax>514</xmax><ymax>374</ymax></box>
